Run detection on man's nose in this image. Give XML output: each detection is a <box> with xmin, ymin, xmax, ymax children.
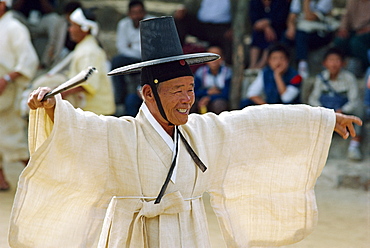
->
<box><xmin>180</xmin><ymin>91</ymin><xmax>192</xmax><ymax>103</ymax></box>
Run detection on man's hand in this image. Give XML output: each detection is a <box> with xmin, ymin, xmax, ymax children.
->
<box><xmin>28</xmin><ymin>87</ymin><xmax>55</xmax><ymax>110</ymax></box>
<box><xmin>334</xmin><ymin>113</ymin><xmax>362</xmax><ymax>139</ymax></box>
<box><xmin>28</xmin><ymin>87</ymin><xmax>56</xmax><ymax>121</ymax></box>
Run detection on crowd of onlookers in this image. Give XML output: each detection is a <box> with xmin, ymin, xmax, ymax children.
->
<box><xmin>0</xmin><ymin>0</ymin><xmax>369</xmax><ymax>190</ymax></box>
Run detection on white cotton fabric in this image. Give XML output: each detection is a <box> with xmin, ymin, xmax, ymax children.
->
<box><xmin>9</xmin><ymin>96</ymin><xmax>335</xmax><ymax>247</ymax></box>
<box><xmin>70</xmin><ymin>8</ymin><xmax>99</xmax><ymax>36</ymax></box>
<box><xmin>115</xmin><ymin>15</ymin><xmax>154</xmax><ymax>58</ymax></box>
<box><xmin>0</xmin><ymin>11</ymin><xmax>38</xmax><ymax>163</ymax></box>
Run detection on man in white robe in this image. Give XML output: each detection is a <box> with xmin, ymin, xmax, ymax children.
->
<box><xmin>9</xmin><ymin>17</ymin><xmax>362</xmax><ymax>247</ymax></box>
<box><xmin>23</xmin><ymin>7</ymin><xmax>115</xmax><ymax>116</ymax></box>
<box><xmin>0</xmin><ymin>0</ymin><xmax>39</xmax><ymax>190</ymax></box>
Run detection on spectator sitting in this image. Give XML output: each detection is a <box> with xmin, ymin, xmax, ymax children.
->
<box><xmin>110</xmin><ymin>0</ymin><xmax>154</xmax><ymax>116</ymax></box>
<box><xmin>12</xmin><ymin>0</ymin><xmax>61</xmax><ymax>68</ymax></box>
<box><xmin>241</xmin><ymin>43</ymin><xmax>302</xmax><ymax>107</ymax></box>
<box><xmin>23</xmin><ymin>7</ymin><xmax>115</xmax><ymax>116</ymax></box>
<box><xmin>282</xmin><ymin>0</ymin><xmax>335</xmax><ymax>79</ymax></box>
<box><xmin>308</xmin><ymin>47</ymin><xmax>363</xmax><ymax>160</ymax></box>
<box><xmin>247</xmin><ymin>0</ymin><xmax>290</xmax><ymax>70</ymax></box>
<box><xmin>192</xmin><ymin>46</ymin><xmax>232</xmax><ymax>114</ymax></box>
<box><xmin>332</xmin><ymin>0</ymin><xmax>370</xmax><ymax>76</ymax></box>
<box><xmin>174</xmin><ymin>0</ymin><xmax>237</xmax><ymax>65</ymax></box>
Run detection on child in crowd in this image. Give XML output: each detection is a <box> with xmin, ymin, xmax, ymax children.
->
<box><xmin>308</xmin><ymin>47</ymin><xmax>363</xmax><ymax>160</ymax></box>
<box><xmin>241</xmin><ymin>43</ymin><xmax>302</xmax><ymax>107</ymax></box>
<box><xmin>192</xmin><ymin>46</ymin><xmax>232</xmax><ymax>114</ymax></box>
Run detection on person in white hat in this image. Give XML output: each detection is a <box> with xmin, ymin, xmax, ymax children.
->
<box><xmin>23</xmin><ymin>7</ymin><xmax>115</xmax><ymax>116</ymax></box>
<box><xmin>11</xmin><ymin>16</ymin><xmax>362</xmax><ymax>248</ymax></box>
<box><xmin>0</xmin><ymin>0</ymin><xmax>38</xmax><ymax>191</ymax></box>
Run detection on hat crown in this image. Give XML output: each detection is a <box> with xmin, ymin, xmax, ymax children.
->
<box><xmin>140</xmin><ymin>16</ymin><xmax>184</xmax><ymax>61</ymax></box>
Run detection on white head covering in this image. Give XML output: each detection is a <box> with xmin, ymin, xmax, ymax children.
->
<box><xmin>70</xmin><ymin>8</ymin><xmax>99</xmax><ymax>37</ymax></box>
<box><xmin>0</xmin><ymin>0</ymin><xmax>12</xmax><ymax>7</ymax></box>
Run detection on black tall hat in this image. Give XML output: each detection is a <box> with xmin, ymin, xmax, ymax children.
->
<box><xmin>108</xmin><ymin>16</ymin><xmax>220</xmax><ymax>77</ymax></box>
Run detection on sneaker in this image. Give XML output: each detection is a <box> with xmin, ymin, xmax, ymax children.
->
<box><xmin>348</xmin><ymin>146</ymin><xmax>362</xmax><ymax>161</ymax></box>
<box><xmin>298</xmin><ymin>61</ymin><xmax>309</xmax><ymax>79</ymax></box>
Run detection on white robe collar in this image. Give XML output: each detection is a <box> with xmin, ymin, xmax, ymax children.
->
<box><xmin>141</xmin><ymin>103</ymin><xmax>179</xmax><ymax>183</ymax></box>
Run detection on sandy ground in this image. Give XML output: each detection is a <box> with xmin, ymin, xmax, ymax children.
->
<box><xmin>1</xmin><ymin>158</ymin><xmax>369</xmax><ymax>248</ymax></box>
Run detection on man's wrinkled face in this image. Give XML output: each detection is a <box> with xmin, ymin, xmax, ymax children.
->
<box><xmin>157</xmin><ymin>76</ymin><xmax>195</xmax><ymax>126</ymax></box>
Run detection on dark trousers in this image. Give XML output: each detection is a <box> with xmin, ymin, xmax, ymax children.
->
<box><xmin>111</xmin><ymin>55</ymin><xmax>141</xmax><ymax>105</ymax></box>
<box><xmin>282</xmin><ymin>30</ymin><xmax>333</xmax><ymax>62</ymax></box>
<box><xmin>334</xmin><ymin>31</ymin><xmax>370</xmax><ymax>70</ymax></box>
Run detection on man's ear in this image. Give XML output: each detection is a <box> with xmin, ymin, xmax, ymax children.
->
<box><xmin>141</xmin><ymin>84</ymin><xmax>155</xmax><ymax>102</ymax></box>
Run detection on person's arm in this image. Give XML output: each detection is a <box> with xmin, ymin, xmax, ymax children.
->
<box><xmin>247</xmin><ymin>71</ymin><xmax>266</xmax><ymax>104</ymax></box>
<box><xmin>273</xmin><ymin>61</ymin><xmax>289</xmax><ymax>95</ymax></box>
<box><xmin>302</xmin><ymin>0</ymin><xmax>318</xmax><ymax>21</ymax></box>
<box><xmin>28</xmin><ymin>87</ymin><xmax>56</xmax><ymax>122</ymax></box>
<box><xmin>337</xmin><ymin>79</ymin><xmax>355</xmax><ymax>114</ymax></box>
<box><xmin>0</xmin><ymin>72</ymin><xmax>22</xmax><ymax>95</ymax></box>
<box><xmin>116</xmin><ymin>19</ymin><xmax>130</xmax><ymax>55</ymax></box>
<box><xmin>336</xmin><ymin>0</ymin><xmax>351</xmax><ymax>37</ymax></box>
<box><xmin>285</xmin><ymin>13</ymin><xmax>297</xmax><ymax>40</ymax></box>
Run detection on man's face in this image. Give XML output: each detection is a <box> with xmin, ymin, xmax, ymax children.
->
<box><xmin>156</xmin><ymin>76</ymin><xmax>195</xmax><ymax>126</ymax></box>
<box><xmin>68</xmin><ymin>21</ymin><xmax>87</xmax><ymax>43</ymax></box>
<box><xmin>129</xmin><ymin>5</ymin><xmax>146</xmax><ymax>28</ymax></box>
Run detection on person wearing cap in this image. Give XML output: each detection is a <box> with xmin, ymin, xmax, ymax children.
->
<box><xmin>10</xmin><ymin>17</ymin><xmax>362</xmax><ymax>247</ymax></box>
<box><xmin>0</xmin><ymin>0</ymin><xmax>38</xmax><ymax>190</ymax></box>
<box><xmin>23</xmin><ymin>7</ymin><xmax>115</xmax><ymax>116</ymax></box>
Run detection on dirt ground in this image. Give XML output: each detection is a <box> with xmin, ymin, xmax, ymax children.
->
<box><xmin>1</xmin><ymin>160</ymin><xmax>369</xmax><ymax>248</ymax></box>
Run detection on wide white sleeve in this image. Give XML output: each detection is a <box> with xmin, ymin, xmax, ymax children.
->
<box><xmin>207</xmin><ymin>104</ymin><xmax>335</xmax><ymax>247</ymax></box>
<box><xmin>9</xmin><ymin>95</ymin><xmax>113</xmax><ymax>247</ymax></box>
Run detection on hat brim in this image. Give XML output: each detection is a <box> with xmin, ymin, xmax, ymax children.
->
<box><xmin>108</xmin><ymin>52</ymin><xmax>220</xmax><ymax>76</ymax></box>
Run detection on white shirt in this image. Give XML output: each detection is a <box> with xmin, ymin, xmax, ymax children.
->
<box><xmin>247</xmin><ymin>70</ymin><xmax>300</xmax><ymax>103</ymax></box>
<box><xmin>116</xmin><ymin>15</ymin><xmax>154</xmax><ymax>58</ymax></box>
<box><xmin>197</xmin><ymin>0</ymin><xmax>231</xmax><ymax>24</ymax></box>
<box><xmin>290</xmin><ymin>0</ymin><xmax>332</xmax><ymax>15</ymax></box>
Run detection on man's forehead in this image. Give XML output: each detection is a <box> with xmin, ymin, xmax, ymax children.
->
<box><xmin>160</xmin><ymin>76</ymin><xmax>194</xmax><ymax>87</ymax></box>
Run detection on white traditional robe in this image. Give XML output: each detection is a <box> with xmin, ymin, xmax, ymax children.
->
<box><xmin>0</xmin><ymin>11</ymin><xmax>38</xmax><ymax>164</ymax></box>
<box><xmin>9</xmin><ymin>95</ymin><xmax>335</xmax><ymax>247</ymax></box>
